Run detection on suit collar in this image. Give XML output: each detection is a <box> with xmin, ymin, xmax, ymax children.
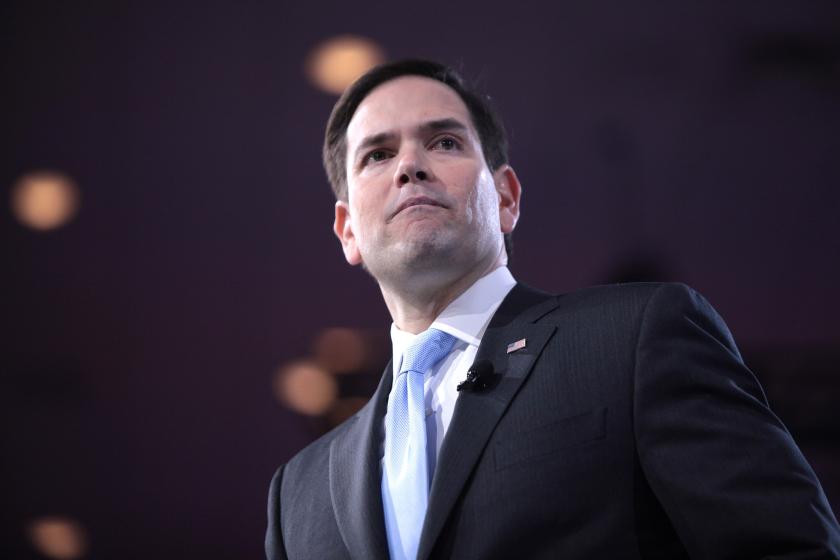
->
<box><xmin>389</xmin><ymin>266</ymin><xmax>517</xmax><ymax>377</ymax></box>
<box><xmin>486</xmin><ymin>282</ymin><xmax>557</xmax><ymax>329</ymax></box>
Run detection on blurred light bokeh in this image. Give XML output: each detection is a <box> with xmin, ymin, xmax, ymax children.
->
<box><xmin>275</xmin><ymin>359</ymin><xmax>338</xmax><ymax>416</ymax></box>
<box><xmin>27</xmin><ymin>517</ymin><xmax>88</xmax><ymax>560</ymax></box>
<box><xmin>306</xmin><ymin>35</ymin><xmax>385</xmax><ymax>94</ymax></box>
<box><xmin>10</xmin><ymin>171</ymin><xmax>79</xmax><ymax>231</ymax></box>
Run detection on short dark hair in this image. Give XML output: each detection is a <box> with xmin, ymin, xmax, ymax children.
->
<box><xmin>322</xmin><ymin>59</ymin><xmax>513</xmax><ymax>259</ymax></box>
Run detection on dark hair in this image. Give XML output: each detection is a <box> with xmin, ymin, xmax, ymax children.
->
<box><xmin>322</xmin><ymin>59</ymin><xmax>513</xmax><ymax>259</ymax></box>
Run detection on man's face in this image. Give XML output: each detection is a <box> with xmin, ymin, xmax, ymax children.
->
<box><xmin>334</xmin><ymin>76</ymin><xmax>520</xmax><ymax>284</ymax></box>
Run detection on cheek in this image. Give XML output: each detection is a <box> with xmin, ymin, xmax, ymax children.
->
<box><xmin>357</xmin><ymin>160</ymin><xmax>395</xmax><ymax>182</ymax></box>
<box><xmin>349</xmin><ymin>192</ymin><xmax>384</xmax><ymax>242</ymax></box>
<box><xmin>445</xmin><ymin>163</ymin><xmax>485</xmax><ymax>210</ymax></box>
<box><xmin>464</xmin><ymin>171</ymin><xmax>499</xmax><ymax>226</ymax></box>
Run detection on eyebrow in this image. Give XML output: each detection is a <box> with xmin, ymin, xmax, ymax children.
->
<box><xmin>418</xmin><ymin>117</ymin><xmax>469</xmax><ymax>136</ymax></box>
<box><xmin>353</xmin><ymin>118</ymin><xmax>470</xmax><ymax>163</ymax></box>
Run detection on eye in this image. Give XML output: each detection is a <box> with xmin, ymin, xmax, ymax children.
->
<box><xmin>431</xmin><ymin>136</ymin><xmax>460</xmax><ymax>151</ymax></box>
<box><xmin>363</xmin><ymin>149</ymin><xmax>392</xmax><ymax>166</ymax></box>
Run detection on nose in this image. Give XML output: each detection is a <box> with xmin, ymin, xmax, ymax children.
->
<box><xmin>394</xmin><ymin>147</ymin><xmax>431</xmax><ymax>186</ymax></box>
<box><xmin>399</xmin><ymin>169</ymin><xmax>427</xmax><ymax>184</ymax></box>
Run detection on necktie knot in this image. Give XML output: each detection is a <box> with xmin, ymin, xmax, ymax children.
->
<box><xmin>400</xmin><ymin>328</ymin><xmax>457</xmax><ymax>377</ymax></box>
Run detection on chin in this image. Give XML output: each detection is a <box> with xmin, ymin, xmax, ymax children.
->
<box><xmin>401</xmin><ymin>231</ymin><xmax>461</xmax><ymax>263</ymax></box>
<box><xmin>366</xmin><ymin>235</ymin><xmax>461</xmax><ymax>278</ymax></box>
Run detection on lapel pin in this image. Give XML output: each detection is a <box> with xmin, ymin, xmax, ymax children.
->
<box><xmin>506</xmin><ymin>338</ymin><xmax>527</xmax><ymax>354</ymax></box>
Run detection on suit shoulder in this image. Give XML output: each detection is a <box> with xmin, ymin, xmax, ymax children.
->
<box><xmin>547</xmin><ymin>281</ymin><xmax>742</xmax><ymax>361</ymax></box>
<box><xmin>553</xmin><ymin>281</ymin><xmax>710</xmax><ymax>310</ymax></box>
<box><xmin>546</xmin><ymin>281</ymin><xmax>666</xmax><ymax>316</ymax></box>
<box><xmin>282</xmin><ymin>401</ymin><xmax>368</xmax><ymax>475</ymax></box>
<box><xmin>537</xmin><ymin>282</ymin><xmax>718</xmax><ymax>330</ymax></box>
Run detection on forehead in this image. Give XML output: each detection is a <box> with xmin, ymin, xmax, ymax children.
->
<box><xmin>346</xmin><ymin>76</ymin><xmax>475</xmax><ymax>146</ymax></box>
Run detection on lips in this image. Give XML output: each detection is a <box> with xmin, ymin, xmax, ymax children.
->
<box><xmin>390</xmin><ymin>196</ymin><xmax>448</xmax><ymax>219</ymax></box>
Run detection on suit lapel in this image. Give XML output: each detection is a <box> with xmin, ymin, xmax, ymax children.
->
<box><xmin>417</xmin><ymin>284</ymin><xmax>560</xmax><ymax>559</ymax></box>
<box><xmin>329</xmin><ymin>361</ymin><xmax>392</xmax><ymax>560</ymax></box>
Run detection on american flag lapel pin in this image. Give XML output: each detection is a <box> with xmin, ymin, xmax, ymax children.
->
<box><xmin>506</xmin><ymin>338</ymin><xmax>527</xmax><ymax>354</ymax></box>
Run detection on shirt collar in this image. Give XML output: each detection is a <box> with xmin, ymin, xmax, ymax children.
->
<box><xmin>390</xmin><ymin>266</ymin><xmax>516</xmax><ymax>373</ymax></box>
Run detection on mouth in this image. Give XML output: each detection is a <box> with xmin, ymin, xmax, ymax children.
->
<box><xmin>389</xmin><ymin>196</ymin><xmax>448</xmax><ymax>220</ymax></box>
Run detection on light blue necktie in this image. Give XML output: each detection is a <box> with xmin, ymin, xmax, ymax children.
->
<box><xmin>382</xmin><ymin>328</ymin><xmax>457</xmax><ymax>560</ymax></box>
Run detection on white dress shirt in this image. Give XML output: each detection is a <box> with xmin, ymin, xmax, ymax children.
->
<box><xmin>387</xmin><ymin>266</ymin><xmax>516</xmax><ymax>479</ymax></box>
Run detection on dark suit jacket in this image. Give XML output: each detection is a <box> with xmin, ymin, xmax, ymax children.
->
<box><xmin>266</xmin><ymin>282</ymin><xmax>840</xmax><ymax>559</ymax></box>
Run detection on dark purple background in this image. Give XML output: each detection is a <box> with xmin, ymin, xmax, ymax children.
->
<box><xmin>2</xmin><ymin>1</ymin><xmax>839</xmax><ymax>558</ymax></box>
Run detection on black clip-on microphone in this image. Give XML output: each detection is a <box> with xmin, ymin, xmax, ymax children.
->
<box><xmin>457</xmin><ymin>359</ymin><xmax>494</xmax><ymax>392</ymax></box>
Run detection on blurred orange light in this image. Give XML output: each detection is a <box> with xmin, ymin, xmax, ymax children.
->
<box><xmin>274</xmin><ymin>360</ymin><xmax>338</xmax><ymax>416</ymax></box>
<box><xmin>306</xmin><ymin>35</ymin><xmax>385</xmax><ymax>94</ymax></box>
<box><xmin>28</xmin><ymin>517</ymin><xmax>88</xmax><ymax>560</ymax></box>
<box><xmin>314</xmin><ymin>327</ymin><xmax>367</xmax><ymax>374</ymax></box>
<box><xmin>10</xmin><ymin>171</ymin><xmax>80</xmax><ymax>231</ymax></box>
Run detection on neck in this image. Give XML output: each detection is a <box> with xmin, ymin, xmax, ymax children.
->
<box><xmin>379</xmin><ymin>259</ymin><xmax>504</xmax><ymax>334</ymax></box>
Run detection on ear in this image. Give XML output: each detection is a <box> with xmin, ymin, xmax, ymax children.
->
<box><xmin>333</xmin><ymin>200</ymin><xmax>363</xmax><ymax>266</ymax></box>
<box><xmin>493</xmin><ymin>165</ymin><xmax>522</xmax><ymax>234</ymax></box>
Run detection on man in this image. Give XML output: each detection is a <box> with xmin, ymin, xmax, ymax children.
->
<box><xmin>266</xmin><ymin>59</ymin><xmax>840</xmax><ymax>559</ymax></box>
